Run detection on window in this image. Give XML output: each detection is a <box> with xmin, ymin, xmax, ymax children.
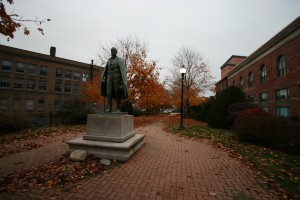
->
<box><xmin>14</xmin><ymin>79</ymin><xmax>24</xmax><ymax>89</ymax></box>
<box><xmin>82</xmin><ymin>73</ymin><xmax>89</xmax><ymax>82</ymax></box>
<box><xmin>27</xmin><ymin>80</ymin><xmax>35</xmax><ymax>90</ymax></box>
<box><xmin>39</xmin><ymin>81</ymin><xmax>47</xmax><ymax>91</ymax></box>
<box><xmin>74</xmin><ymin>72</ymin><xmax>81</xmax><ymax>80</ymax></box>
<box><xmin>16</xmin><ymin>62</ymin><xmax>25</xmax><ymax>73</ymax></box>
<box><xmin>259</xmin><ymin>92</ymin><xmax>268</xmax><ymax>102</ymax></box>
<box><xmin>232</xmin><ymin>80</ymin><xmax>236</xmax><ymax>86</ymax></box>
<box><xmin>74</xmin><ymin>84</ymin><xmax>80</xmax><ymax>93</ymax></box>
<box><xmin>2</xmin><ymin>60</ymin><xmax>12</xmax><ymax>71</ymax></box>
<box><xmin>65</xmin><ymin>70</ymin><xmax>71</xmax><ymax>79</ymax></box>
<box><xmin>247</xmin><ymin>95</ymin><xmax>255</xmax><ymax>103</ymax></box>
<box><xmin>55</xmin><ymin>82</ymin><xmax>62</xmax><ymax>92</ymax></box>
<box><xmin>28</xmin><ymin>64</ymin><xmax>36</xmax><ymax>75</ymax></box>
<box><xmin>56</xmin><ymin>68</ymin><xmax>62</xmax><ymax>78</ymax></box>
<box><xmin>65</xmin><ymin>83</ymin><xmax>71</xmax><ymax>93</ymax></box>
<box><xmin>14</xmin><ymin>99</ymin><xmax>21</xmax><ymax>109</ymax></box>
<box><xmin>0</xmin><ymin>77</ymin><xmax>10</xmax><ymax>88</ymax></box>
<box><xmin>276</xmin><ymin>107</ymin><xmax>290</xmax><ymax>117</ymax></box>
<box><xmin>259</xmin><ymin>92</ymin><xmax>269</xmax><ymax>111</ymax></box>
<box><xmin>275</xmin><ymin>88</ymin><xmax>289</xmax><ymax>103</ymax></box>
<box><xmin>239</xmin><ymin>77</ymin><xmax>243</xmax><ymax>90</ymax></box>
<box><xmin>40</xmin><ymin>66</ymin><xmax>48</xmax><ymax>76</ymax></box>
<box><xmin>248</xmin><ymin>72</ymin><xmax>253</xmax><ymax>87</ymax></box>
<box><xmin>260</xmin><ymin>65</ymin><xmax>267</xmax><ymax>83</ymax></box>
<box><xmin>54</xmin><ymin>101</ymin><xmax>61</xmax><ymax>110</ymax></box>
<box><xmin>0</xmin><ymin>99</ymin><xmax>8</xmax><ymax>109</ymax></box>
<box><xmin>276</xmin><ymin>55</ymin><xmax>286</xmax><ymax>77</ymax></box>
<box><xmin>38</xmin><ymin>100</ymin><xmax>44</xmax><ymax>110</ymax></box>
<box><xmin>26</xmin><ymin>100</ymin><xmax>34</xmax><ymax>110</ymax></box>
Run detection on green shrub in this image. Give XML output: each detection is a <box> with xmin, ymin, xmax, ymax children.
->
<box><xmin>233</xmin><ymin>108</ymin><xmax>300</xmax><ymax>155</ymax></box>
<box><xmin>189</xmin><ymin>105</ymin><xmax>201</xmax><ymax>120</ymax></box>
<box><xmin>198</xmin><ymin>97</ymin><xmax>214</xmax><ymax>122</ymax></box>
<box><xmin>207</xmin><ymin>86</ymin><xmax>245</xmax><ymax>129</ymax></box>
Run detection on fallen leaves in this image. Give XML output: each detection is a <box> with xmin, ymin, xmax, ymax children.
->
<box><xmin>0</xmin><ymin>125</ymin><xmax>85</xmax><ymax>158</ymax></box>
<box><xmin>0</xmin><ymin>154</ymin><xmax>105</xmax><ymax>193</ymax></box>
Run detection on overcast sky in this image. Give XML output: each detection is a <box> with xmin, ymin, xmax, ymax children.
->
<box><xmin>1</xmin><ymin>0</ymin><xmax>300</xmax><ymax>82</ymax></box>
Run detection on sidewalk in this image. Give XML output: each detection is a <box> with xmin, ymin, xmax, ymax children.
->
<box><xmin>0</xmin><ymin>120</ymin><xmax>279</xmax><ymax>199</ymax></box>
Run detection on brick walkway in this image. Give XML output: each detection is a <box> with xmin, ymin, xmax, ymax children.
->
<box><xmin>0</xmin><ymin>120</ymin><xmax>279</xmax><ymax>199</ymax></box>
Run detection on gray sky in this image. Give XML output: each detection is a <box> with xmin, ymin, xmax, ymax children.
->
<box><xmin>1</xmin><ymin>0</ymin><xmax>300</xmax><ymax>83</ymax></box>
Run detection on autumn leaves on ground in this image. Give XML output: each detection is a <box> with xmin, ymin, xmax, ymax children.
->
<box><xmin>0</xmin><ymin>114</ymin><xmax>299</xmax><ymax>199</ymax></box>
<box><xmin>0</xmin><ymin>115</ymin><xmax>163</xmax><ymax>193</ymax></box>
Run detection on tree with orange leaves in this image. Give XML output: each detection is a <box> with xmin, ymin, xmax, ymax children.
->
<box><xmin>98</xmin><ymin>36</ymin><xmax>166</xmax><ymax>112</ymax></box>
<box><xmin>81</xmin><ymin>67</ymin><xmax>105</xmax><ymax>107</ymax></box>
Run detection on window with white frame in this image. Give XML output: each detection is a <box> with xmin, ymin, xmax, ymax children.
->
<box><xmin>275</xmin><ymin>88</ymin><xmax>289</xmax><ymax>103</ymax></box>
<box><xmin>276</xmin><ymin>55</ymin><xmax>286</xmax><ymax>77</ymax></box>
<box><xmin>73</xmin><ymin>84</ymin><xmax>80</xmax><ymax>93</ymax></box>
<box><xmin>82</xmin><ymin>73</ymin><xmax>89</xmax><ymax>82</ymax></box>
<box><xmin>260</xmin><ymin>65</ymin><xmax>267</xmax><ymax>83</ymax></box>
<box><xmin>28</xmin><ymin>64</ymin><xmax>36</xmax><ymax>75</ymax></box>
<box><xmin>248</xmin><ymin>72</ymin><xmax>253</xmax><ymax>87</ymax></box>
<box><xmin>39</xmin><ymin>81</ymin><xmax>47</xmax><ymax>91</ymax></box>
<box><xmin>16</xmin><ymin>62</ymin><xmax>25</xmax><ymax>73</ymax></box>
<box><xmin>0</xmin><ymin>99</ymin><xmax>8</xmax><ymax>109</ymax></box>
<box><xmin>38</xmin><ymin>100</ymin><xmax>44</xmax><ymax>110</ymax></box>
<box><xmin>65</xmin><ymin>70</ymin><xmax>71</xmax><ymax>79</ymax></box>
<box><xmin>14</xmin><ymin>79</ymin><xmax>24</xmax><ymax>89</ymax></box>
<box><xmin>26</xmin><ymin>100</ymin><xmax>34</xmax><ymax>110</ymax></box>
<box><xmin>27</xmin><ymin>80</ymin><xmax>35</xmax><ymax>90</ymax></box>
<box><xmin>74</xmin><ymin>72</ymin><xmax>81</xmax><ymax>81</ymax></box>
<box><xmin>54</xmin><ymin>100</ymin><xmax>61</xmax><ymax>110</ymax></box>
<box><xmin>40</xmin><ymin>66</ymin><xmax>48</xmax><ymax>76</ymax></box>
<box><xmin>64</xmin><ymin>83</ymin><xmax>71</xmax><ymax>93</ymax></box>
<box><xmin>55</xmin><ymin>82</ymin><xmax>62</xmax><ymax>92</ymax></box>
<box><xmin>276</xmin><ymin>107</ymin><xmax>290</xmax><ymax>118</ymax></box>
<box><xmin>239</xmin><ymin>77</ymin><xmax>243</xmax><ymax>90</ymax></box>
<box><xmin>56</xmin><ymin>68</ymin><xmax>62</xmax><ymax>78</ymax></box>
<box><xmin>2</xmin><ymin>60</ymin><xmax>12</xmax><ymax>71</ymax></box>
<box><xmin>0</xmin><ymin>77</ymin><xmax>10</xmax><ymax>88</ymax></box>
<box><xmin>14</xmin><ymin>99</ymin><xmax>21</xmax><ymax>110</ymax></box>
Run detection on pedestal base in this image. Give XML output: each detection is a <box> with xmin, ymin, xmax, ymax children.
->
<box><xmin>67</xmin><ymin>113</ymin><xmax>144</xmax><ymax>161</ymax></box>
<box><xmin>67</xmin><ymin>134</ymin><xmax>144</xmax><ymax>161</ymax></box>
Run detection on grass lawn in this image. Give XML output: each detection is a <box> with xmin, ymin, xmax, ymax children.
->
<box><xmin>164</xmin><ymin>115</ymin><xmax>300</xmax><ymax>199</ymax></box>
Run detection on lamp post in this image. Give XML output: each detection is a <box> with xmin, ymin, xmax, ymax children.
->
<box><xmin>179</xmin><ymin>66</ymin><xmax>186</xmax><ymax>130</ymax></box>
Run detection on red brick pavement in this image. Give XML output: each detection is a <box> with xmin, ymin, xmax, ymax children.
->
<box><xmin>0</xmin><ymin>120</ymin><xmax>279</xmax><ymax>199</ymax></box>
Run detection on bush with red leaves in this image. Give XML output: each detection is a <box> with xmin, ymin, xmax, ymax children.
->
<box><xmin>233</xmin><ymin>108</ymin><xmax>300</xmax><ymax>155</ymax></box>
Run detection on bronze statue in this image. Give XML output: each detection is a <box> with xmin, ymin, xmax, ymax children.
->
<box><xmin>100</xmin><ymin>47</ymin><xmax>128</xmax><ymax>112</ymax></box>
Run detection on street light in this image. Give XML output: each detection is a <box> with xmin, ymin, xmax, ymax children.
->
<box><xmin>179</xmin><ymin>65</ymin><xmax>186</xmax><ymax>130</ymax></box>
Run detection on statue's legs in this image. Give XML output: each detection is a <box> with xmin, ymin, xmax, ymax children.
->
<box><xmin>106</xmin><ymin>78</ymin><xmax>113</xmax><ymax>112</ymax></box>
<box><xmin>106</xmin><ymin>72</ymin><xmax>121</xmax><ymax>112</ymax></box>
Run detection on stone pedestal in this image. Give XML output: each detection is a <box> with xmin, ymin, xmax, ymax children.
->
<box><xmin>67</xmin><ymin>113</ymin><xmax>144</xmax><ymax>161</ymax></box>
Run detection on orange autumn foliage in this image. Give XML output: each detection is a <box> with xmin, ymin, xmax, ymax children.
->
<box><xmin>82</xmin><ymin>70</ymin><xmax>104</xmax><ymax>104</ymax></box>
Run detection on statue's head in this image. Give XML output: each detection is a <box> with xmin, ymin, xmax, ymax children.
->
<box><xmin>111</xmin><ymin>47</ymin><xmax>117</xmax><ymax>57</ymax></box>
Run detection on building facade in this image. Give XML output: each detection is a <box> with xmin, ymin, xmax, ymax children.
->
<box><xmin>0</xmin><ymin>45</ymin><xmax>100</xmax><ymax>115</ymax></box>
<box><xmin>216</xmin><ymin>16</ymin><xmax>300</xmax><ymax>122</ymax></box>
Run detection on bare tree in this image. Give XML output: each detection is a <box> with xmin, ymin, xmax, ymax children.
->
<box><xmin>169</xmin><ymin>46</ymin><xmax>214</xmax><ymax>116</ymax></box>
<box><xmin>98</xmin><ymin>35</ymin><xmax>149</xmax><ymax>66</ymax></box>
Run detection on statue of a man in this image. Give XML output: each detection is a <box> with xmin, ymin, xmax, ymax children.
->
<box><xmin>100</xmin><ymin>47</ymin><xmax>128</xmax><ymax>112</ymax></box>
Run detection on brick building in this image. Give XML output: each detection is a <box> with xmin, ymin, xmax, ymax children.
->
<box><xmin>0</xmin><ymin>45</ymin><xmax>101</xmax><ymax>117</ymax></box>
<box><xmin>215</xmin><ymin>16</ymin><xmax>300</xmax><ymax>122</ymax></box>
